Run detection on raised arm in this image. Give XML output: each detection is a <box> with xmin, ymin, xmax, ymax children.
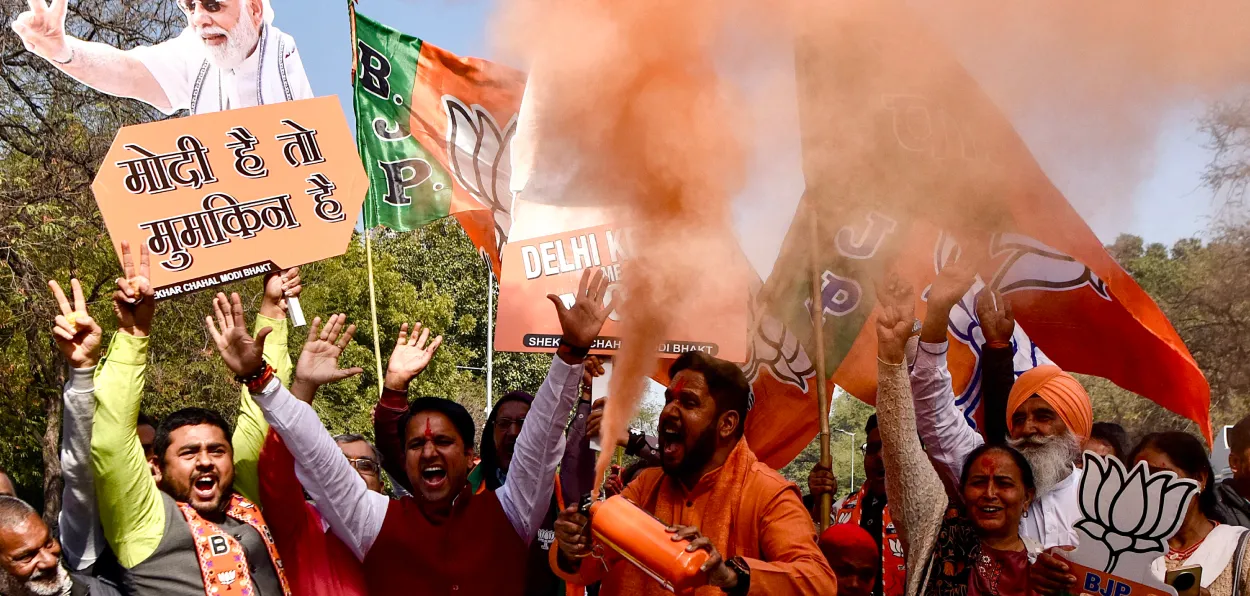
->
<box><xmin>207</xmin><ymin>300</ymin><xmax>387</xmax><ymax>560</ymax></box>
<box><xmin>11</xmin><ymin>0</ymin><xmax>173</xmax><ymax>111</ymax></box>
<box><xmin>976</xmin><ymin>288</ymin><xmax>1016</xmax><ymax>445</ymax></box>
<box><xmin>49</xmin><ymin>279</ymin><xmax>105</xmax><ymax>571</ymax></box>
<box><xmin>913</xmin><ymin>254</ymin><xmax>984</xmax><ymax>482</ymax></box>
<box><xmin>91</xmin><ymin>243</ymin><xmax>165</xmax><ymax>569</ymax></box>
<box><xmin>559</xmin><ymin>356</ymin><xmax>602</xmax><ymax>506</ymax></box>
<box><xmin>876</xmin><ymin>274</ymin><xmax>951</xmax><ymax>595</ymax></box>
<box><xmin>373</xmin><ymin>322</ymin><xmax>443</xmax><ymax>495</ymax></box>
<box><xmin>233</xmin><ymin>269</ymin><xmax>301</xmax><ymax>504</ymax></box>
<box><xmin>498</xmin><ymin>268</ymin><xmax>615</xmax><ymax>544</ymax></box>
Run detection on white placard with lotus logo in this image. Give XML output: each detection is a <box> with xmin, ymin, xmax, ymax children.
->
<box><xmin>1061</xmin><ymin>452</ymin><xmax>1200</xmax><ymax>596</ymax></box>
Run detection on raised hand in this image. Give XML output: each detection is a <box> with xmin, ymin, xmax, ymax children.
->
<box><xmin>876</xmin><ymin>272</ymin><xmax>916</xmax><ymax>365</ymax></box>
<box><xmin>291</xmin><ymin>314</ymin><xmax>363</xmax><ymax>403</ymax></box>
<box><xmin>975</xmin><ymin>287</ymin><xmax>1015</xmax><ymax>348</ymax></box>
<box><xmin>10</xmin><ymin>0</ymin><xmax>71</xmax><ymax>63</ymax></box>
<box><xmin>926</xmin><ymin>251</ymin><xmax>978</xmax><ymax>309</ymax></box>
<box><xmin>112</xmin><ymin>241</ymin><xmax>155</xmax><ymax>337</ymax></box>
<box><xmin>260</xmin><ymin>267</ymin><xmax>302</xmax><ymax>319</ymax></box>
<box><xmin>48</xmin><ymin>278</ymin><xmax>102</xmax><ymax>369</ymax></box>
<box><xmin>547</xmin><ymin>268</ymin><xmax>616</xmax><ymax>361</ymax></box>
<box><xmin>807</xmin><ymin>463</ymin><xmax>838</xmax><ymax>500</ymax></box>
<box><xmin>205</xmin><ymin>292</ymin><xmax>271</xmax><ymax>378</ymax></box>
<box><xmin>383</xmin><ymin>322</ymin><xmax>443</xmax><ymax>391</ymax></box>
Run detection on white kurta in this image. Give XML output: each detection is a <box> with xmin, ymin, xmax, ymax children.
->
<box><xmin>129</xmin><ymin>22</ymin><xmax>312</xmax><ymax>115</ymax></box>
<box><xmin>910</xmin><ymin>340</ymin><xmax>1083</xmax><ymax>549</ymax></box>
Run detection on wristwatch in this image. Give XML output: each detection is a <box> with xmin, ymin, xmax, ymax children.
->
<box><xmin>723</xmin><ymin>556</ymin><xmax>750</xmax><ymax>595</ymax></box>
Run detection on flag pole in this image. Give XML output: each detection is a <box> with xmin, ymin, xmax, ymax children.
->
<box><xmin>486</xmin><ymin>264</ymin><xmax>495</xmax><ymax>413</ymax></box>
<box><xmin>808</xmin><ymin>208</ymin><xmax>833</xmax><ymax>532</ymax></box>
<box><xmin>349</xmin><ymin>0</ymin><xmax>383</xmax><ymax>399</ymax></box>
<box><xmin>365</xmin><ymin>229</ymin><xmax>385</xmax><ymax>399</ymax></box>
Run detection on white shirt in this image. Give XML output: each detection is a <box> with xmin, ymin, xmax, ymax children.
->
<box><xmin>130</xmin><ymin>22</ymin><xmax>312</xmax><ymax>115</ymax></box>
<box><xmin>910</xmin><ymin>340</ymin><xmax>1082</xmax><ymax>548</ymax></box>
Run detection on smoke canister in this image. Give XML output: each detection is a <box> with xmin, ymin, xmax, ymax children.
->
<box><xmin>586</xmin><ymin>495</ymin><xmax>710</xmax><ymax>593</ymax></box>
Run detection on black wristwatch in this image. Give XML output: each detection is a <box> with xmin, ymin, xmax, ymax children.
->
<box><xmin>723</xmin><ymin>556</ymin><xmax>750</xmax><ymax>595</ymax></box>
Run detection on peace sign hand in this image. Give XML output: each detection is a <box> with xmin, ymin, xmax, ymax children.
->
<box><xmin>875</xmin><ymin>272</ymin><xmax>916</xmax><ymax>365</ymax></box>
<box><xmin>113</xmin><ymin>241</ymin><xmax>155</xmax><ymax>337</ymax></box>
<box><xmin>383</xmin><ymin>322</ymin><xmax>443</xmax><ymax>391</ymax></box>
<box><xmin>48</xmin><ymin>278</ymin><xmax>103</xmax><ymax>369</ymax></box>
<box><xmin>10</xmin><ymin>0</ymin><xmax>71</xmax><ymax>63</ymax></box>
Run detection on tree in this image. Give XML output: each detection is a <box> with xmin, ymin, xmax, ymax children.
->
<box><xmin>779</xmin><ymin>388</ymin><xmax>875</xmax><ymax>497</ymax></box>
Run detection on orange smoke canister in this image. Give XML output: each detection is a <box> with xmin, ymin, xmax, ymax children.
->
<box><xmin>585</xmin><ymin>495</ymin><xmax>710</xmax><ymax>593</ymax></box>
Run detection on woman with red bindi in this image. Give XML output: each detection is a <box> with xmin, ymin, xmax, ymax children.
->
<box><xmin>874</xmin><ymin>272</ymin><xmax>1037</xmax><ymax>596</ymax></box>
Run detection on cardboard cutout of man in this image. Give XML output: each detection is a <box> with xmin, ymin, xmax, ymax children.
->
<box><xmin>12</xmin><ymin>0</ymin><xmax>311</xmax><ymax>115</ymax></box>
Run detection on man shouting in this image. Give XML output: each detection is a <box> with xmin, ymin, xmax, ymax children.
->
<box><xmin>11</xmin><ymin>0</ymin><xmax>311</xmax><ymax>115</ymax></box>
<box><xmin>552</xmin><ymin>352</ymin><xmax>836</xmax><ymax>595</ymax></box>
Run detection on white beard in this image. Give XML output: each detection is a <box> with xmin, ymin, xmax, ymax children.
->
<box><xmin>1009</xmin><ymin>430</ymin><xmax>1081</xmax><ymax>494</ymax></box>
<box><xmin>0</xmin><ymin>561</ymin><xmax>72</xmax><ymax>596</ymax></box>
<box><xmin>200</xmin><ymin>11</ymin><xmax>260</xmax><ymax>71</ymax></box>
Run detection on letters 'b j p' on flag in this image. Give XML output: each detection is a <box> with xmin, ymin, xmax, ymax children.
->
<box><xmin>353</xmin><ymin>11</ymin><xmax>524</xmax><ymax>272</ymax></box>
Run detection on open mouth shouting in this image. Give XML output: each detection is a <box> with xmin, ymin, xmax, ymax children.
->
<box><xmin>420</xmin><ymin>464</ymin><xmax>447</xmax><ymax>490</ymax></box>
<box><xmin>192</xmin><ymin>473</ymin><xmax>219</xmax><ymax>502</ymax></box>
<box><xmin>659</xmin><ymin>422</ymin><xmax>684</xmax><ymax>462</ymax></box>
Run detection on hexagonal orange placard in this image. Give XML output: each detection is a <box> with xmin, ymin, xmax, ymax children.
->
<box><xmin>92</xmin><ymin>96</ymin><xmax>367</xmax><ymax>300</ymax></box>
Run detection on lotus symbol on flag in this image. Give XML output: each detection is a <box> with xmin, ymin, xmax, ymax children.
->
<box><xmin>1074</xmin><ymin>452</ymin><xmax>1199</xmax><ymax>574</ymax></box>
<box><xmin>443</xmin><ymin>95</ymin><xmax>517</xmax><ymax>257</ymax></box>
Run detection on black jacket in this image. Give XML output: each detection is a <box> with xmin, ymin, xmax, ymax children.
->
<box><xmin>1213</xmin><ymin>479</ymin><xmax>1250</xmax><ymax>527</ymax></box>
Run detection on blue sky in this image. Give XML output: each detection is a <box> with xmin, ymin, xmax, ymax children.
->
<box><xmin>279</xmin><ymin>0</ymin><xmax>1219</xmax><ymax>250</ymax></box>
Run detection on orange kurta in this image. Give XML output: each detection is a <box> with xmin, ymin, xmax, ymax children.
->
<box><xmin>551</xmin><ymin>440</ymin><xmax>836</xmax><ymax>596</ymax></box>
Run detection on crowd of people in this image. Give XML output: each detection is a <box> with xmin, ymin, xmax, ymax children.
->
<box><xmin>0</xmin><ymin>243</ymin><xmax>1248</xmax><ymax>596</ymax></box>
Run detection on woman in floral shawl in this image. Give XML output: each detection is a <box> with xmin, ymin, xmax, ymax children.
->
<box><xmin>874</xmin><ymin>273</ymin><xmax>1037</xmax><ymax>596</ymax></box>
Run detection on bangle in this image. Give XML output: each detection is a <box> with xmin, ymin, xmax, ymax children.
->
<box><xmin>559</xmin><ymin>338</ymin><xmax>591</xmax><ymax>359</ymax></box>
<box><xmin>53</xmin><ymin>47</ymin><xmax>74</xmax><ymax>65</ymax></box>
<box><xmin>236</xmin><ymin>362</ymin><xmax>272</xmax><ymax>388</ymax></box>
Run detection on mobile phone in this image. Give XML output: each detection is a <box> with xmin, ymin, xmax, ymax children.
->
<box><xmin>1165</xmin><ymin>565</ymin><xmax>1202</xmax><ymax>596</ymax></box>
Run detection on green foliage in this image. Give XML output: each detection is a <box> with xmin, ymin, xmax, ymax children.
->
<box><xmin>779</xmin><ymin>388</ymin><xmax>876</xmax><ymax>496</ymax></box>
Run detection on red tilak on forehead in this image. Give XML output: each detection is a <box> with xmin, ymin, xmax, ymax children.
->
<box><xmin>973</xmin><ymin>453</ymin><xmax>1003</xmax><ymax>476</ymax></box>
<box><xmin>673</xmin><ymin>378</ymin><xmax>687</xmax><ymax>395</ymax></box>
<box><xmin>424</xmin><ymin>419</ymin><xmax>433</xmax><ymax>440</ymax></box>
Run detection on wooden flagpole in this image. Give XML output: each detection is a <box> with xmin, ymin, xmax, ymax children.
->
<box><xmin>808</xmin><ymin>209</ymin><xmax>833</xmax><ymax>532</ymax></box>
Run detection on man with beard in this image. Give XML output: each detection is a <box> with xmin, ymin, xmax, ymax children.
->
<box><xmin>0</xmin><ymin>497</ymin><xmax>121</xmax><ymax>596</ymax></box>
<box><xmin>1213</xmin><ymin>415</ymin><xmax>1250</xmax><ymax>526</ymax></box>
<box><xmin>90</xmin><ymin>244</ymin><xmax>295</xmax><ymax>596</ymax></box>
<box><xmin>912</xmin><ymin>255</ymin><xmax>1091</xmax><ymax>548</ymax></box>
<box><xmin>11</xmin><ymin>0</ymin><xmax>310</xmax><ymax>115</ymax></box>
<box><xmin>808</xmin><ymin>415</ymin><xmax>900</xmax><ymax>596</ymax></box>
<box><xmin>226</xmin><ymin>268</ymin><xmax>614</xmax><ymax>594</ymax></box>
<box><xmin>551</xmin><ymin>351</ymin><xmax>836</xmax><ymax>595</ymax></box>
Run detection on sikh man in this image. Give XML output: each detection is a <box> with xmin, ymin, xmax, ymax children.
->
<box><xmin>0</xmin><ymin>496</ymin><xmax>121</xmax><ymax>596</ymax></box>
<box><xmin>90</xmin><ymin>243</ymin><xmax>297</xmax><ymax>595</ymax></box>
<box><xmin>551</xmin><ymin>351</ymin><xmax>836</xmax><ymax>595</ymax></box>
<box><xmin>913</xmin><ymin>256</ymin><xmax>1091</xmax><ymax>548</ymax></box>
<box><xmin>220</xmin><ymin>268</ymin><xmax>614</xmax><ymax>594</ymax></box>
<box><xmin>11</xmin><ymin>0</ymin><xmax>311</xmax><ymax>115</ymax></box>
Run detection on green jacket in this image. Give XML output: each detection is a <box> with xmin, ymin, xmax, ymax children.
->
<box><xmin>90</xmin><ymin>315</ymin><xmax>292</xmax><ymax>568</ymax></box>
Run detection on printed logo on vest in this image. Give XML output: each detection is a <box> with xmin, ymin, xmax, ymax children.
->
<box><xmin>537</xmin><ymin>528</ymin><xmax>556</xmax><ymax>551</ymax></box>
<box><xmin>209</xmin><ymin>534</ymin><xmax>231</xmax><ymax>556</ymax></box>
<box><xmin>217</xmin><ymin>570</ymin><xmax>237</xmax><ymax>586</ymax></box>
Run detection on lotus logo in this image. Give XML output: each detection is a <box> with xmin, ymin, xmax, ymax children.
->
<box><xmin>443</xmin><ymin>95</ymin><xmax>517</xmax><ymax>259</ymax></box>
<box><xmin>889</xmin><ymin>538</ymin><xmax>904</xmax><ymax>559</ymax></box>
<box><xmin>1074</xmin><ymin>452</ymin><xmax>1199</xmax><ymax>574</ymax></box>
<box><xmin>742</xmin><ymin>283</ymin><xmax>815</xmax><ymax>392</ymax></box>
<box><xmin>217</xmin><ymin>570</ymin><xmax>238</xmax><ymax>586</ymax></box>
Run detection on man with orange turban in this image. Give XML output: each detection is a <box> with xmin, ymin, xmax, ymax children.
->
<box><xmin>912</xmin><ymin>264</ymin><xmax>1093</xmax><ymax>549</ymax></box>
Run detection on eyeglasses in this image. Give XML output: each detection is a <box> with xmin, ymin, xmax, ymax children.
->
<box><xmin>496</xmin><ymin>417</ymin><xmax>526</xmax><ymax>431</ymax></box>
<box><xmin>347</xmin><ymin>457</ymin><xmax>380</xmax><ymax>475</ymax></box>
<box><xmin>860</xmin><ymin>443</ymin><xmax>881</xmax><ymax>456</ymax></box>
<box><xmin>178</xmin><ymin>0</ymin><xmax>227</xmax><ymax>15</ymax></box>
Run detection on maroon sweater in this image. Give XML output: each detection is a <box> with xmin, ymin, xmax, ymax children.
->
<box><xmin>362</xmin><ymin>488</ymin><xmax>529</xmax><ymax>595</ymax></box>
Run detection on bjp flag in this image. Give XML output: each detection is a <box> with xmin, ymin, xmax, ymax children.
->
<box><xmin>353</xmin><ymin>11</ymin><xmax>524</xmax><ymax>273</ymax></box>
<box><xmin>742</xmin><ymin>0</ymin><xmax>1210</xmax><ymax>467</ymax></box>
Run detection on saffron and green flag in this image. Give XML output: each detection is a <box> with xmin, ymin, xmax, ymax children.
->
<box><xmin>353</xmin><ymin>11</ymin><xmax>525</xmax><ymax>272</ymax></box>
